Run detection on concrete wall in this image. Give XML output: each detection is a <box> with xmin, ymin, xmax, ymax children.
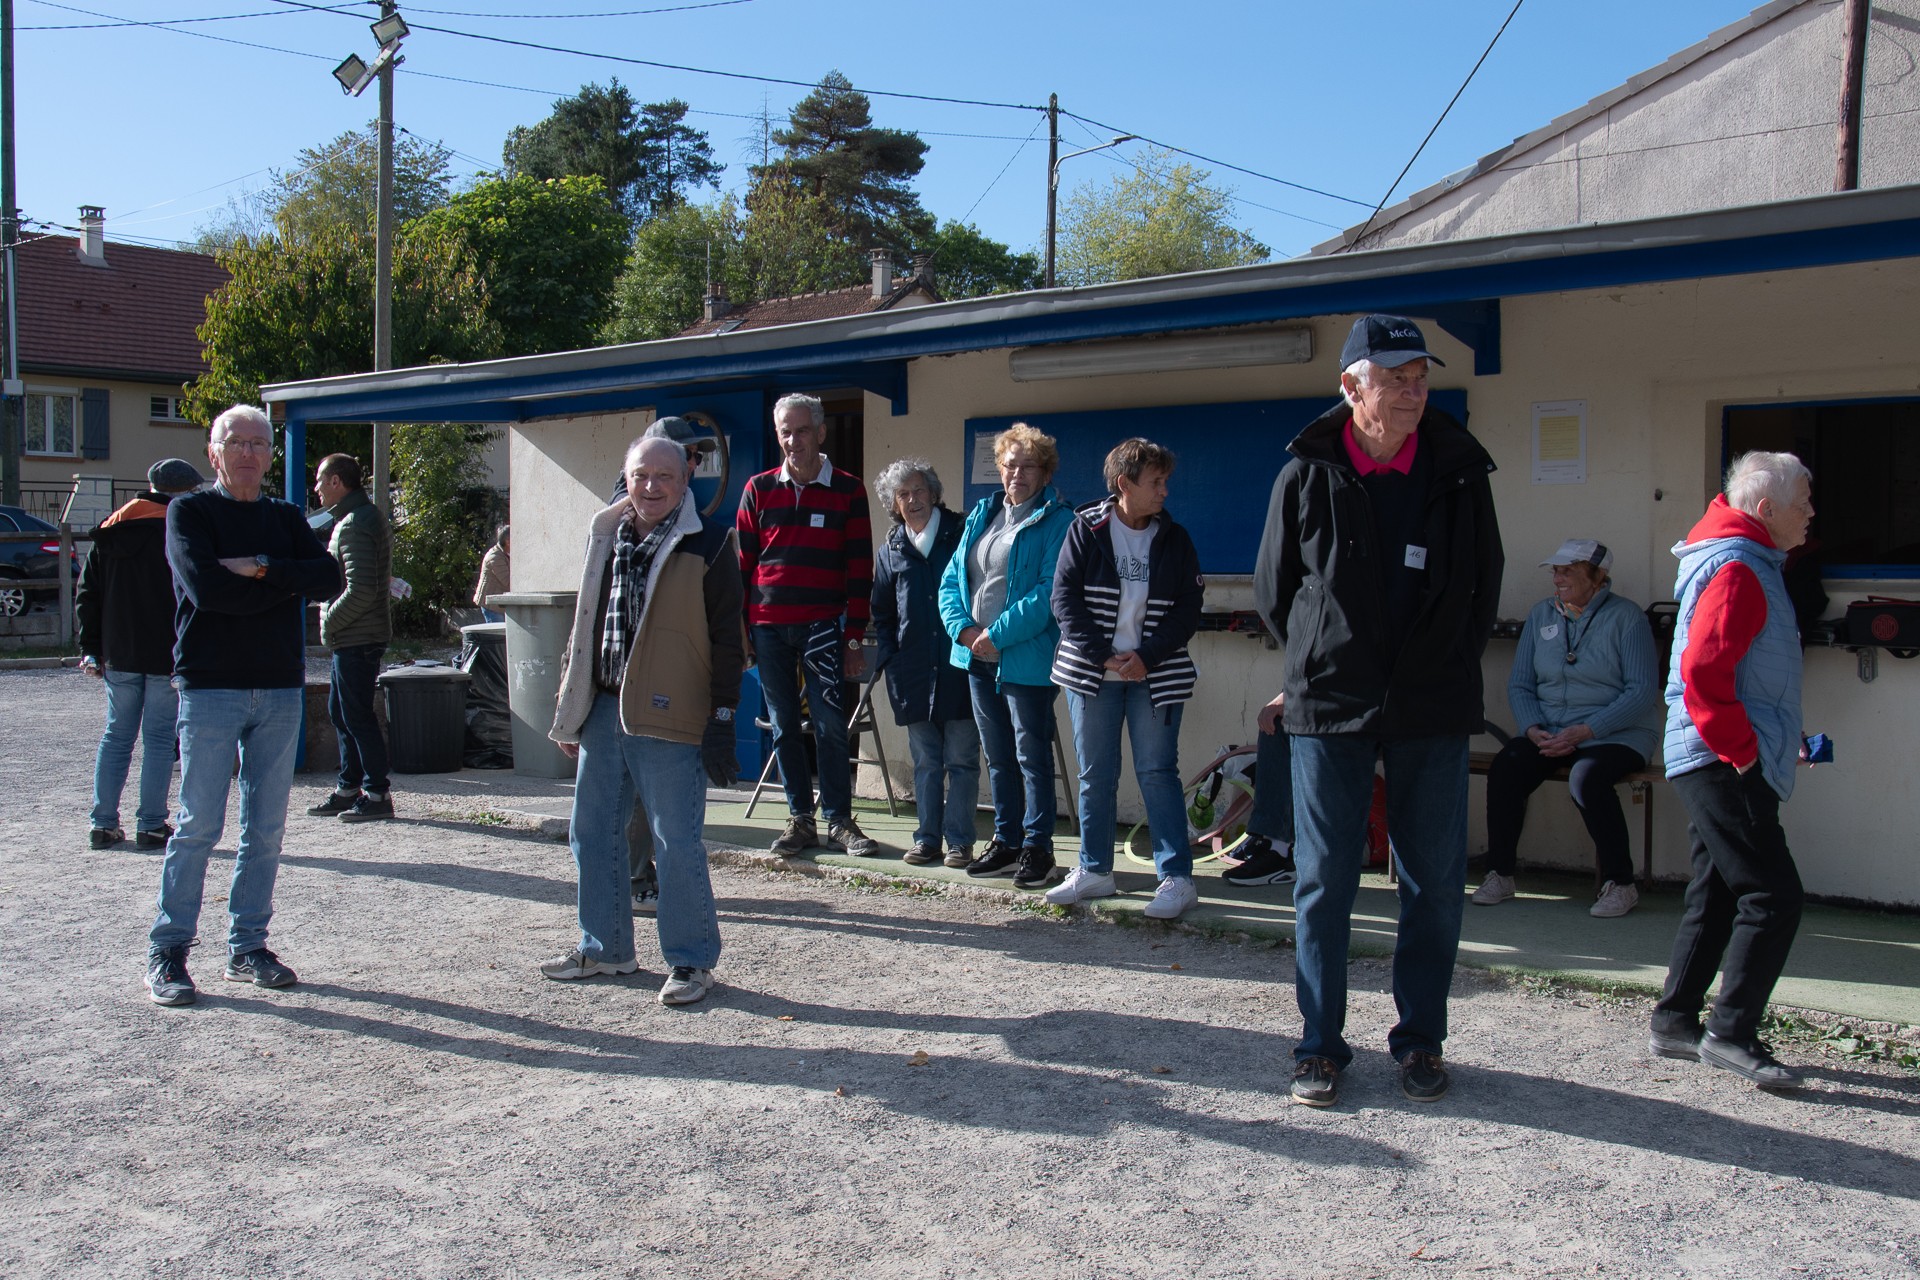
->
<box><xmin>1341</xmin><ymin>0</ymin><xmax>1920</xmax><ymax>251</ymax></box>
<box><xmin>508</xmin><ymin>409</ymin><xmax>657</xmax><ymax>593</ymax></box>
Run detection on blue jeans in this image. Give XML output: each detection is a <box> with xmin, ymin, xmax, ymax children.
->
<box><xmin>1246</xmin><ymin>726</ymin><xmax>1294</xmax><ymax>845</ymax></box>
<box><xmin>754</xmin><ymin>621</ymin><xmax>851</xmax><ymax>824</ymax></box>
<box><xmin>329</xmin><ymin>643</ymin><xmax>389</xmax><ymax>794</ymax></box>
<box><xmin>1067</xmin><ymin>682</ymin><xmax>1190</xmax><ymax>878</ymax></box>
<box><xmin>569</xmin><ymin>694</ymin><xmax>721</xmax><ymax>970</ymax></box>
<box><xmin>150</xmin><ymin>686</ymin><xmax>303</xmax><ymax>956</ymax></box>
<box><xmin>1290</xmin><ymin>733</ymin><xmax>1469</xmax><ymax>1068</ymax></box>
<box><xmin>91</xmin><ymin>669</ymin><xmax>178</xmax><ymax>833</ymax></box>
<box><xmin>969</xmin><ymin>668</ymin><xmax>1057</xmax><ymax>849</ymax></box>
<box><xmin>906</xmin><ymin>717</ymin><xmax>981</xmax><ymax>850</ymax></box>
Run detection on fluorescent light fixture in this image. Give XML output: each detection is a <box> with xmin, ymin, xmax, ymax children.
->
<box><xmin>1008</xmin><ymin>328</ymin><xmax>1313</xmax><ymax>381</ymax></box>
<box><xmin>332</xmin><ymin>53</ymin><xmax>371</xmax><ymax>94</ymax></box>
<box><xmin>370</xmin><ymin>13</ymin><xmax>410</xmax><ymax>47</ymax></box>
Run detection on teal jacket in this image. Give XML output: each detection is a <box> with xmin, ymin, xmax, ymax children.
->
<box><xmin>938</xmin><ymin>486</ymin><xmax>1074</xmax><ymax>688</ymax></box>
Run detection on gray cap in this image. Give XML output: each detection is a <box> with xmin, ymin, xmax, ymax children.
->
<box><xmin>643</xmin><ymin>414</ymin><xmax>718</xmax><ymax>457</ymax></box>
<box><xmin>148</xmin><ymin>457</ymin><xmax>205</xmax><ymax>493</ymax></box>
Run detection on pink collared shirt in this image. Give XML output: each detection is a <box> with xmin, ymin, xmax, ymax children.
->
<box><xmin>1342</xmin><ymin>420</ymin><xmax>1418</xmax><ymax>475</ymax></box>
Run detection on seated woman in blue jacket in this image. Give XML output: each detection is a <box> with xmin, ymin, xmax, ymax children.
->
<box><xmin>1045</xmin><ymin>439</ymin><xmax>1205</xmax><ymax>921</ymax></box>
<box><xmin>1475</xmin><ymin>538</ymin><xmax>1661</xmax><ymax>918</ymax></box>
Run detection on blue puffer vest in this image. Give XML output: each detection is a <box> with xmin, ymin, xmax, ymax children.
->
<box><xmin>1662</xmin><ymin>532</ymin><xmax>1802</xmax><ymax>800</ymax></box>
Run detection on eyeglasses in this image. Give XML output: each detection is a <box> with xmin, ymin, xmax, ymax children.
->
<box><xmin>214</xmin><ymin>437</ymin><xmax>272</xmax><ymax>455</ymax></box>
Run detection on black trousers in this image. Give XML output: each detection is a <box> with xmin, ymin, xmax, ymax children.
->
<box><xmin>1484</xmin><ymin>737</ymin><xmax>1644</xmax><ymax>884</ymax></box>
<box><xmin>1653</xmin><ymin>762</ymin><xmax>1804</xmax><ymax>1043</ymax></box>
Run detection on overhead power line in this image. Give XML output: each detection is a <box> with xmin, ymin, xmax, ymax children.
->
<box><xmin>404</xmin><ymin>1</ymin><xmax>762</xmax><ymax>17</ymax></box>
<box><xmin>1060</xmin><ymin>109</ymin><xmax>1373</xmax><ymax>210</ymax></box>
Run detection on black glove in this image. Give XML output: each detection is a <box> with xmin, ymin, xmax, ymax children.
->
<box><xmin>702</xmin><ymin>715</ymin><xmax>740</xmax><ymax>788</ymax></box>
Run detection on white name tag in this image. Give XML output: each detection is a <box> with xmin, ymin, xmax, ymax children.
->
<box><xmin>1540</xmin><ymin>623</ymin><xmax>1560</xmax><ymax>640</ymax></box>
<box><xmin>810</xmin><ymin>513</ymin><xmax>825</xmax><ymax>528</ymax></box>
<box><xmin>1404</xmin><ymin>545</ymin><xmax>1428</xmax><ymax>569</ymax></box>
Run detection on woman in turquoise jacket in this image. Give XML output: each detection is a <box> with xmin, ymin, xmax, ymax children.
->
<box><xmin>938</xmin><ymin>422</ymin><xmax>1074</xmax><ymax>890</ymax></box>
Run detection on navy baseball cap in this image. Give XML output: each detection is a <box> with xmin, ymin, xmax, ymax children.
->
<box><xmin>1339</xmin><ymin>314</ymin><xmax>1445</xmax><ymax>371</ymax></box>
<box><xmin>643</xmin><ymin>414</ymin><xmax>718</xmax><ymax>457</ymax></box>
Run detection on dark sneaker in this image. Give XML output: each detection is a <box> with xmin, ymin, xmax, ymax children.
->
<box><xmin>539</xmin><ymin>948</ymin><xmax>639</xmax><ymax>981</ymax></box>
<box><xmin>771</xmin><ymin>814</ymin><xmax>817</xmax><ymax>856</ymax></box>
<box><xmin>89</xmin><ymin>826</ymin><xmax>126</xmax><ymax>850</ymax></box>
<box><xmin>1011</xmin><ymin>844</ymin><xmax>1057</xmax><ymax>890</ymax></box>
<box><xmin>966</xmin><ymin>838</ymin><xmax>1021</xmax><ymax>878</ymax></box>
<box><xmin>307</xmin><ymin>790</ymin><xmax>361</xmax><ymax>816</ymax></box>
<box><xmin>1400</xmin><ymin>1050</ymin><xmax>1450</xmax><ymax>1102</ymax></box>
<box><xmin>827</xmin><ymin>819</ymin><xmax>880</xmax><ymax>857</ymax></box>
<box><xmin>943</xmin><ymin>843</ymin><xmax>974</xmax><ymax>869</ymax></box>
<box><xmin>1699</xmin><ymin>1034</ymin><xmax>1802</xmax><ymax>1090</ymax></box>
<box><xmin>1291</xmin><ymin>1057</ymin><xmax>1339</xmax><ymax>1107</ymax></box>
<box><xmin>631</xmin><ymin>886</ymin><xmax>658</xmax><ymax>917</ymax></box>
<box><xmin>1648</xmin><ymin>1019</ymin><xmax>1703</xmax><ymax>1061</ymax></box>
<box><xmin>134</xmin><ymin>824</ymin><xmax>173</xmax><ymax>850</ymax></box>
<box><xmin>902</xmin><ymin>841</ymin><xmax>942</xmax><ymax>866</ymax></box>
<box><xmin>659</xmin><ymin>966</ymin><xmax>715</xmax><ymax>1006</ymax></box>
<box><xmin>146</xmin><ymin>944</ymin><xmax>197</xmax><ymax>1007</ymax></box>
<box><xmin>225</xmin><ymin>947</ymin><xmax>298</xmax><ymax>989</ymax></box>
<box><xmin>1223</xmin><ymin>841</ymin><xmax>1296</xmax><ymax>887</ymax></box>
<box><xmin>339</xmin><ymin>792</ymin><xmax>395</xmax><ymax>823</ymax></box>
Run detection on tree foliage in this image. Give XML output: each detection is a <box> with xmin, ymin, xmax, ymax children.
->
<box><xmin>602</xmin><ymin>199</ymin><xmax>749</xmax><ymax>344</ymax></box>
<box><xmin>404</xmin><ymin>174</ymin><xmax>627</xmax><ymax>357</ymax></box>
<box><xmin>1056</xmin><ymin>149</ymin><xmax>1269</xmax><ymax>286</ymax></box>
<box><xmin>503</xmin><ymin>81</ymin><xmax>722</xmax><ymax>228</ymax></box>
<box><xmin>925</xmin><ymin>220</ymin><xmax>1040</xmax><ymax>298</ymax></box>
<box><xmin>268</xmin><ymin>126</ymin><xmax>453</xmax><ymax>243</ymax></box>
<box><xmin>760</xmin><ymin>71</ymin><xmax>930</xmax><ymax>251</ymax></box>
<box><xmin>389</xmin><ymin>422</ymin><xmax>502</xmax><ymax>636</ymax></box>
<box><xmin>635</xmin><ymin>99</ymin><xmax>724</xmax><ymax>217</ymax></box>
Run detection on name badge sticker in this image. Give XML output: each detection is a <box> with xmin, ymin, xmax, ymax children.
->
<box><xmin>651</xmin><ymin>694</ymin><xmax>671</xmax><ymax>710</ymax></box>
<box><xmin>810</xmin><ymin>513</ymin><xmax>826</xmax><ymax>528</ymax></box>
<box><xmin>1540</xmin><ymin>623</ymin><xmax>1560</xmax><ymax>640</ymax></box>
<box><xmin>1404</xmin><ymin>544</ymin><xmax>1428</xmax><ymax>570</ymax></box>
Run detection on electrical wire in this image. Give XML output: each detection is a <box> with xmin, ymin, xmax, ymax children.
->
<box><xmin>402</xmin><ymin>1</ymin><xmax>761</xmax><ymax>17</ymax></box>
<box><xmin>1061</xmin><ymin>109</ymin><xmax>1372</xmax><ymax>209</ymax></box>
<box><xmin>958</xmin><ymin>113</ymin><xmax>1046</xmax><ymax>224</ymax></box>
<box><xmin>19</xmin><ymin>7</ymin><xmax>329</xmax><ymax>30</ymax></box>
<box><xmin>25</xmin><ymin>1</ymin><xmax>338</xmax><ymax>58</ymax></box>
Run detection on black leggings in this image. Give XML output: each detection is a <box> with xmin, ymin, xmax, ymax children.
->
<box><xmin>1484</xmin><ymin>737</ymin><xmax>1645</xmax><ymax>884</ymax></box>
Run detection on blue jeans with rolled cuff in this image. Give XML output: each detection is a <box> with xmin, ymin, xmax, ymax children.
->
<box><xmin>92</xmin><ymin>668</ymin><xmax>178</xmax><ymax>833</ymax></box>
<box><xmin>907</xmin><ymin>717</ymin><xmax>982</xmax><ymax>850</ymax></box>
<box><xmin>1246</xmin><ymin>725</ymin><xmax>1294</xmax><ymax>846</ymax></box>
<box><xmin>1067</xmin><ymin>681</ymin><xmax>1190</xmax><ymax>879</ymax></box>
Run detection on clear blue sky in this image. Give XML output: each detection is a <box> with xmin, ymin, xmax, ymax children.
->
<box><xmin>12</xmin><ymin>0</ymin><xmax>1769</xmax><ymax>261</ymax></box>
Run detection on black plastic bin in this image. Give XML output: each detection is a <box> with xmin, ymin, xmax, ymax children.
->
<box><xmin>377</xmin><ymin>664</ymin><xmax>473</xmax><ymax>774</ymax></box>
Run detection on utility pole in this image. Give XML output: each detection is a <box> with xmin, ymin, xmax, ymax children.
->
<box><xmin>1835</xmin><ymin>0</ymin><xmax>1870</xmax><ymax>191</ymax></box>
<box><xmin>2</xmin><ymin>0</ymin><xmax>21</xmax><ymax>506</ymax></box>
<box><xmin>1043</xmin><ymin>94</ymin><xmax>1059</xmax><ymax>289</ymax></box>
<box><xmin>371</xmin><ymin>0</ymin><xmax>395</xmax><ymax>516</ymax></box>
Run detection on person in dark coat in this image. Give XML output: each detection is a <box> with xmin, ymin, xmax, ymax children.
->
<box><xmin>77</xmin><ymin>457</ymin><xmax>204</xmax><ymax>850</ymax></box>
<box><xmin>871</xmin><ymin>458</ymin><xmax>979</xmax><ymax>868</ymax></box>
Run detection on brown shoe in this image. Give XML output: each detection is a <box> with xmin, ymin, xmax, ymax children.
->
<box><xmin>771</xmin><ymin>814</ymin><xmax>817</xmax><ymax>856</ymax></box>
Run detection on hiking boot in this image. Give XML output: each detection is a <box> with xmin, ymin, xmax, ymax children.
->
<box><xmin>1143</xmin><ymin>875</ymin><xmax>1200</xmax><ymax>920</ymax></box>
<box><xmin>771</xmin><ymin>814</ymin><xmax>817</xmax><ymax>856</ymax></box>
<box><xmin>943</xmin><ymin>843</ymin><xmax>974</xmax><ymax>869</ymax></box>
<box><xmin>966</xmin><ymin>838</ymin><xmax>1021</xmax><ymax>878</ymax></box>
<box><xmin>539</xmin><ymin>948</ymin><xmax>639</xmax><ymax>981</ymax></box>
<box><xmin>1590</xmin><ymin>880</ymin><xmax>1639</xmax><ymax>918</ymax></box>
<box><xmin>1699</xmin><ymin>1034</ymin><xmax>1802</xmax><ymax>1090</ymax></box>
<box><xmin>224</xmin><ymin>947</ymin><xmax>298</xmax><ymax>989</ymax></box>
<box><xmin>827</xmin><ymin>819</ymin><xmax>880</xmax><ymax>857</ymax></box>
<box><xmin>1648</xmin><ymin>1019</ymin><xmax>1703</xmax><ymax>1061</ymax></box>
<box><xmin>307</xmin><ymin>790</ymin><xmax>361</xmax><ymax>817</ymax></box>
<box><xmin>1400</xmin><ymin>1050</ymin><xmax>1451</xmax><ymax>1102</ymax></box>
<box><xmin>1011</xmin><ymin>844</ymin><xmax>1057</xmax><ymax>890</ymax></box>
<box><xmin>1291</xmin><ymin>1057</ymin><xmax>1339</xmax><ymax>1107</ymax></box>
<box><xmin>1223</xmin><ymin>839</ymin><xmax>1295</xmax><ymax>886</ymax></box>
<box><xmin>145</xmin><ymin>944</ymin><xmax>196</xmax><ymax>1007</ymax></box>
<box><xmin>89</xmin><ymin>827</ymin><xmax>125</xmax><ymax>850</ymax></box>
<box><xmin>659</xmin><ymin>966</ymin><xmax>715</xmax><ymax>1006</ymax></box>
<box><xmin>1471</xmin><ymin>870</ymin><xmax>1516</xmax><ymax>905</ymax></box>
<box><xmin>902</xmin><ymin>841</ymin><xmax>942</xmax><ymax>866</ymax></box>
<box><xmin>134</xmin><ymin>824</ymin><xmax>173</xmax><ymax>850</ymax></box>
<box><xmin>1045</xmin><ymin>867</ymin><xmax>1117</xmax><ymax>905</ymax></box>
<box><xmin>631</xmin><ymin>886</ymin><xmax>658</xmax><ymax>917</ymax></box>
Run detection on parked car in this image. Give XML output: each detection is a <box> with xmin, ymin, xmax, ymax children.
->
<box><xmin>0</xmin><ymin>504</ymin><xmax>79</xmax><ymax>618</ymax></box>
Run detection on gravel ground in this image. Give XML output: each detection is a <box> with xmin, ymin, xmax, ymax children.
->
<box><xmin>2</xmin><ymin>666</ymin><xmax>1916</xmax><ymax>1279</ymax></box>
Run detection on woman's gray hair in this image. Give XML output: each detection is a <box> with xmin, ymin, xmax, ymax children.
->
<box><xmin>873</xmin><ymin>457</ymin><xmax>941</xmax><ymax>523</ymax></box>
<box><xmin>774</xmin><ymin>392</ymin><xmax>824</xmax><ymax>427</ymax></box>
<box><xmin>1724</xmin><ymin>450</ymin><xmax>1811</xmax><ymax>516</ymax></box>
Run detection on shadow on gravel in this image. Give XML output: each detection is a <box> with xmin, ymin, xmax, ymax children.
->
<box><xmin>1452</xmin><ymin>1066</ymin><xmax>1920</xmax><ymax>1200</ymax></box>
<box><xmin>231</xmin><ymin>982</ymin><xmax>1402</xmax><ymax>1166</ymax></box>
<box><xmin>279</xmin><ymin>853</ymin><xmax>575</xmax><ymax>907</ymax></box>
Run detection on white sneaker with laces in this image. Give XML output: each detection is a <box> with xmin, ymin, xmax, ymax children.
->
<box><xmin>659</xmin><ymin>966</ymin><xmax>715</xmax><ymax>1006</ymax></box>
<box><xmin>1142</xmin><ymin>876</ymin><xmax>1199</xmax><ymax>920</ymax></box>
<box><xmin>1044</xmin><ymin>867</ymin><xmax>1117</xmax><ymax>905</ymax></box>
<box><xmin>539</xmin><ymin>948</ymin><xmax>639</xmax><ymax>981</ymax></box>
<box><xmin>1590</xmin><ymin>880</ymin><xmax>1640</xmax><ymax>918</ymax></box>
<box><xmin>1471</xmin><ymin>870</ymin><xmax>1516</xmax><ymax>905</ymax></box>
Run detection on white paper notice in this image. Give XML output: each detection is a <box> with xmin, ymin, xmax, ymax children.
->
<box><xmin>1531</xmin><ymin>400</ymin><xmax>1587</xmax><ymax>485</ymax></box>
<box><xmin>970</xmin><ymin>431</ymin><xmax>1000</xmax><ymax>485</ymax></box>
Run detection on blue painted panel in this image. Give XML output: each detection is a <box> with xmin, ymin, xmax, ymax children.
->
<box><xmin>960</xmin><ymin>390</ymin><xmax>1469</xmax><ymax>574</ymax></box>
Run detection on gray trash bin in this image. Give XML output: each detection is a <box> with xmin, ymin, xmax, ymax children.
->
<box><xmin>491</xmin><ymin>590</ymin><xmax>578</xmax><ymax>779</ymax></box>
<box><xmin>377</xmin><ymin>664</ymin><xmax>473</xmax><ymax>774</ymax></box>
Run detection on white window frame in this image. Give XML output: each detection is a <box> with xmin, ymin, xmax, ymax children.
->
<box><xmin>23</xmin><ymin>387</ymin><xmax>80</xmax><ymax>457</ymax></box>
<box><xmin>150</xmin><ymin>394</ymin><xmax>190</xmax><ymax>422</ymax></box>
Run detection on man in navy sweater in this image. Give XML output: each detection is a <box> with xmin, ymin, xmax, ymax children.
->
<box><xmin>145</xmin><ymin>405</ymin><xmax>342</xmax><ymax>1008</ymax></box>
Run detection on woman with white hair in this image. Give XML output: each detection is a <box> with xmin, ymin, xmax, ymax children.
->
<box><xmin>1649</xmin><ymin>450</ymin><xmax>1815</xmax><ymax>1091</ymax></box>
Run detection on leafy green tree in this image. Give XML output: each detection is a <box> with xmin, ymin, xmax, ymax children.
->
<box><xmin>389</xmin><ymin>422</ymin><xmax>502</xmax><ymax>636</ymax></box>
<box><xmin>925</xmin><ymin>220</ymin><xmax>1040</xmax><ymax>298</ymax></box>
<box><xmin>602</xmin><ymin>199</ymin><xmax>751</xmax><ymax>343</ymax></box>
<box><xmin>634</xmin><ymin>99</ymin><xmax>724</xmax><ymax>217</ymax></box>
<box><xmin>762</xmin><ymin>71</ymin><xmax>930</xmax><ymax>250</ymax></box>
<box><xmin>269</xmin><ymin>126</ymin><xmax>453</xmax><ymax>242</ymax></box>
<box><xmin>502</xmin><ymin>80</ymin><xmax>644</xmax><ymax>225</ymax></box>
<box><xmin>1056</xmin><ymin>149</ymin><xmax>1268</xmax><ymax>286</ymax></box>
<box><xmin>741</xmin><ymin>176</ymin><xmax>869</xmax><ymax>299</ymax></box>
<box><xmin>404</xmin><ymin>174</ymin><xmax>627</xmax><ymax>357</ymax></box>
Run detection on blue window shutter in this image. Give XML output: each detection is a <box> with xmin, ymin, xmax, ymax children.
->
<box><xmin>81</xmin><ymin>387</ymin><xmax>110</xmax><ymax>460</ymax></box>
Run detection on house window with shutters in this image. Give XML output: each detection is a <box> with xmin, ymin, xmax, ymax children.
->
<box><xmin>23</xmin><ymin>390</ymin><xmax>79</xmax><ymax>456</ymax></box>
<box><xmin>150</xmin><ymin>394</ymin><xmax>191</xmax><ymax>422</ymax></box>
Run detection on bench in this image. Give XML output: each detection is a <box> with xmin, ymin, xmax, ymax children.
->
<box><xmin>1468</xmin><ymin>726</ymin><xmax>1663</xmax><ymax>886</ymax></box>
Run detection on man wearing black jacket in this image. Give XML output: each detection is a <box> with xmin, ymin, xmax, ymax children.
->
<box><xmin>77</xmin><ymin>457</ymin><xmax>204</xmax><ymax>850</ymax></box>
<box><xmin>1255</xmin><ymin>315</ymin><xmax>1504</xmax><ymax>1107</ymax></box>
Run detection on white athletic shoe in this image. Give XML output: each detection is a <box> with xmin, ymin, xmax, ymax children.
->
<box><xmin>1044</xmin><ymin>867</ymin><xmax>1117</xmax><ymax>905</ymax></box>
<box><xmin>1142</xmin><ymin>876</ymin><xmax>1199</xmax><ymax>920</ymax></box>
<box><xmin>1471</xmin><ymin>870</ymin><xmax>1516</xmax><ymax>905</ymax></box>
<box><xmin>1590</xmin><ymin>880</ymin><xmax>1640</xmax><ymax>918</ymax></box>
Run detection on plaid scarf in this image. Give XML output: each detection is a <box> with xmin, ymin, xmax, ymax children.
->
<box><xmin>598</xmin><ymin>511</ymin><xmax>678</xmax><ymax>691</ymax></box>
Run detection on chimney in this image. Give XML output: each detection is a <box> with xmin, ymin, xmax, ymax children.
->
<box><xmin>77</xmin><ymin>206</ymin><xmax>107</xmax><ymax>267</ymax></box>
<box><xmin>703</xmin><ymin>281</ymin><xmax>730</xmax><ymax>323</ymax></box>
<box><xmin>910</xmin><ymin>254</ymin><xmax>935</xmax><ymax>289</ymax></box>
<box><xmin>870</xmin><ymin>248</ymin><xmax>894</xmax><ymax>299</ymax></box>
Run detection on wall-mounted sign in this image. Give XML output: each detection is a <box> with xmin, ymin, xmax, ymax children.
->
<box><xmin>1531</xmin><ymin>400</ymin><xmax>1587</xmax><ymax>485</ymax></box>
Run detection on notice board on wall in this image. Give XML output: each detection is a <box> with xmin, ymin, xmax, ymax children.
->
<box><xmin>961</xmin><ymin>390</ymin><xmax>1469</xmax><ymax>574</ymax></box>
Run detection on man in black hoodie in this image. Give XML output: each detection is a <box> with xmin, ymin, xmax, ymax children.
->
<box><xmin>1255</xmin><ymin>315</ymin><xmax>1503</xmax><ymax>1108</ymax></box>
<box><xmin>77</xmin><ymin>457</ymin><xmax>204</xmax><ymax>850</ymax></box>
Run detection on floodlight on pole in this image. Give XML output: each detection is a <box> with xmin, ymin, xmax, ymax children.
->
<box><xmin>1044</xmin><ymin>134</ymin><xmax>1135</xmax><ymax>288</ymax></box>
<box><xmin>332</xmin><ymin>44</ymin><xmax>398</xmax><ymax>97</ymax></box>
<box><xmin>370</xmin><ymin>12</ymin><xmax>409</xmax><ymax>45</ymax></box>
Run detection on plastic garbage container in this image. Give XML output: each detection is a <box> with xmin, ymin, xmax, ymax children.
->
<box><xmin>459</xmin><ymin>622</ymin><xmax>513</xmax><ymax>769</ymax></box>
<box><xmin>377</xmin><ymin>663</ymin><xmax>473</xmax><ymax>774</ymax></box>
<box><xmin>491</xmin><ymin>590</ymin><xmax>578</xmax><ymax>779</ymax></box>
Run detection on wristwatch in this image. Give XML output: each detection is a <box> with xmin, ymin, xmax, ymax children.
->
<box><xmin>253</xmin><ymin>554</ymin><xmax>269</xmax><ymax>580</ymax></box>
<box><xmin>711</xmin><ymin>706</ymin><xmax>734</xmax><ymax>723</ymax></box>
<box><xmin>846</xmin><ymin>638</ymin><xmax>862</xmax><ymax>653</ymax></box>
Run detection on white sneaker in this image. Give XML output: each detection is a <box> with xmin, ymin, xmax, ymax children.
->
<box><xmin>1471</xmin><ymin>870</ymin><xmax>1516</xmax><ymax>905</ymax></box>
<box><xmin>1142</xmin><ymin>876</ymin><xmax>1199</xmax><ymax>920</ymax></box>
<box><xmin>631</xmin><ymin>886</ymin><xmax>658</xmax><ymax>917</ymax></box>
<box><xmin>539</xmin><ymin>948</ymin><xmax>639</xmax><ymax>981</ymax></box>
<box><xmin>1590</xmin><ymin>880</ymin><xmax>1640</xmax><ymax>918</ymax></box>
<box><xmin>659</xmin><ymin>966</ymin><xmax>715</xmax><ymax>1006</ymax></box>
<box><xmin>1045</xmin><ymin>867</ymin><xmax>1117</xmax><ymax>905</ymax></box>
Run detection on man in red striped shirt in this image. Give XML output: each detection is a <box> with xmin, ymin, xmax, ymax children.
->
<box><xmin>739</xmin><ymin>393</ymin><xmax>880</xmax><ymax>857</ymax></box>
